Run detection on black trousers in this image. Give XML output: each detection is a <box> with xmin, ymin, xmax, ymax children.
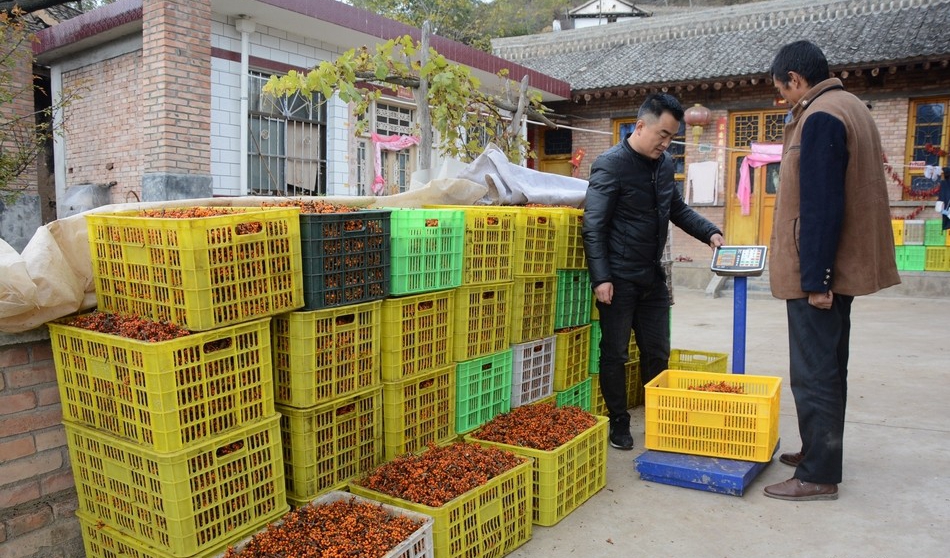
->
<box><xmin>596</xmin><ymin>277</ymin><xmax>670</xmax><ymax>427</ymax></box>
<box><xmin>786</xmin><ymin>294</ymin><xmax>854</xmax><ymax>485</ymax></box>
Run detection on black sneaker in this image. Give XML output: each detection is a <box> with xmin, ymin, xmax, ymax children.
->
<box><xmin>609</xmin><ymin>426</ymin><xmax>634</xmax><ymax>450</ymax></box>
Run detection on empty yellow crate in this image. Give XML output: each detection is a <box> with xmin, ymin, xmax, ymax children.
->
<box><xmin>87</xmin><ymin>207</ymin><xmax>303</xmax><ymax>331</ymax></box>
<box><xmin>68</xmin><ymin>416</ymin><xmax>287</xmax><ymax>556</ymax></box>
<box><xmin>272</xmin><ymin>300</ymin><xmax>381</xmax><ymax>408</ymax></box>
<box><xmin>48</xmin><ymin>316</ymin><xmax>274</xmax><ymax>452</ymax></box>
<box><xmin>669</xmin><ymin>348</ymin><xmax>728</xmax><ymax>373</ymax></box>
<box><xmin>452</xmin><ymin>282</ymin><xmax>513</xmax><ymax>362</ymax></box>
<box><xmin>644</xmin><ymin>370</ymin><xmax>781</xmax><ymax>462</ymax></box>
<box><xmin>350</xmin><ymin>455</ymin><xmax>532</xmax><ymax>558</ymax></box>
<box><xmin>466</xmin><ymin>415</ymin><xmax>607</xmax><ymax>526</ymax></box>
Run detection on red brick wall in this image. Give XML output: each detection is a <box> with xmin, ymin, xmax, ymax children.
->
<box><xmin>0</xmin><ymin>34</ymin><xmax>37</xmax><ymax>197</ymax></box>
<box><xmin>141</xmin><ymin>0</ymin><xmax>212</xmax><ymax>175</ymax></box>
<box><xmin>62</xmin><ymin>51</ymin><xmax>143</xmax><ymax>205</ymax></box>
<box><xmin>0</xmin><ymin>338</ymin><xmax>84</xmax><ymax>558</ymax></box>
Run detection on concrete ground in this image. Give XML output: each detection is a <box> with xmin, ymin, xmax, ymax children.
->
<box><xmin>509</xmin><ymin>287</ymin><xmax>950</xmax><ymax>558</ymax></box>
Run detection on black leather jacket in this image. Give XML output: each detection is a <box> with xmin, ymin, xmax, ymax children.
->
<box><xmin>583</xmin><ymin>136</ymin><xmax>722</xmax><ymax>287</ymax></box>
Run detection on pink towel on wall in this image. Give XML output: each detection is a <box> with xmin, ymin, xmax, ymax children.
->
<box><xmin>737</xmin><ymin>143</ymin><xmax>783</xmax><ymax>215</ymax></box>
<box><xmin>370</xmin><ymin>133</ymin><xmax>421</xmax><ymax>194</ymax></box>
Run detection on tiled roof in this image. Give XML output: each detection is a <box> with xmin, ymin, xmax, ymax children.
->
<box><xmin>492</xmin><ymin>0</ymin><xmax>950</xmax><ymax>92</ymax></box>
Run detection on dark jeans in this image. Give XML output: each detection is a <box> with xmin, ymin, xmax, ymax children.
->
<box><xmin>786</xmin><ymin>294</ymin><xmax>854</xmax><ymax>485</ymax></box>
<box><xmin>596</xmin><ymin>277</ymin><xmax>670</xmax><ymax>427</ymax></box>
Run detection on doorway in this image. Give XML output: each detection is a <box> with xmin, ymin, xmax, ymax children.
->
<box><xmin>725</xmin><ymin>111</ymin><xmax>786</xmax><ymax>246</ymax></box>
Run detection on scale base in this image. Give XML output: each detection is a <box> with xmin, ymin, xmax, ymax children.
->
<box><xmin>633</xmin><ymin>441</ymin><xmax>779</xmax><ymax>496</ymax></box>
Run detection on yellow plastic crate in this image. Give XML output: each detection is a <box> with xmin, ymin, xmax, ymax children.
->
<box><xmin>925</xmin><ymin>246</ymin><xmax>950</xmax><ymax>271</ymax></box>
<box><xmin>424</xmin><ymin>205</ymin><xmax>517</xmax><ymax>285</ymax></box>
<box><xmin>272</xmin><ymin>300</ymin><xmax>381</xmax><ymax>408</ymax></box>
<box><xmin>381</xmin><ymin>289</ymin><xmax>455</xmax><ymax>381</ymax></box>
<box><xmin>77</xmin><ymin>511</ymin><xmax>265</xmax><ymax>558</ymax></box>
<box><xmin>87</xmin><ymin>207</ymin><xmax>303</xmax><ymax>331</ymax></box>
<box><xmin>644</xmin><ymin>370</ymin><xmax>781</xmax><ymax>462</ymax></box>
<box><xmin>549</xmin><ymin>207</ymin><xmax>586</xmax><ymax>269</ymax></box>
<box><xmin>511</xmin><ymin>275</ymin><xmax>556</xmax><ymax>344</ymax></box>
<box><xmin>669</xmin><ymin>348</ymin><xmax>728</xmax><ymax>373</ymax></box>
<box><xmin>588</xmin><ymin>359</ymin><xmax>640</xmax><ymax>416</ymax></box>
<box><xmin>891</xmin><ymin>219</ymin><xmax>904</xmax><ymax>246</ymax></box>
<box><xmin>511</xmin><ymin>207</ymin><xmax>558</xmax><ymax>276</ymax></box>
<box><xmin>68</xmin><ymin>416</ymin><xmax>287</xmax><ymax>557</ymax></box>
<box><xmin>452</xmin><ymin>282</ymin><xmax>513</xmax><ymax>362</ymax></box>
<box><xmin>383</xmin><ymin>363</ymin><xmax>457</xmax><ymax>460</ymax></box>
<box><xmin>350</xmin><ymin>456</ymin><xmax>532</xmax><ymax>558</ymax></box>
<box><xmin>277</xmin><ymin>386</ymin><xmax>382</xmax><ymax>503</ymax></box>
<box><xmin>553</xmin><ymin>324</ymin><xmax>591</xmax><ymax>391</ymax></box>
<box><xmin>48</xmin><ymin>316</ymin><xmax>273</xmax><ymax>453</ymax></box>
<box><xmin>466</xmin><ymin>415</ymin><xmax>606</xmax><ymax>526</ymax></box>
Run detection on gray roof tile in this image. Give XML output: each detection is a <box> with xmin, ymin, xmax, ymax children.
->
<box><xmin>493</xmin><ymin>0</ymin><xmax>950</xmax><ymax>91</ymax></box>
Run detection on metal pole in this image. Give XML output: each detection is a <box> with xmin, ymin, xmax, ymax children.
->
<box><xmin>732</xmin><ymin>276</ymin><xmax>747</xmax><ymax>374</ymax></box>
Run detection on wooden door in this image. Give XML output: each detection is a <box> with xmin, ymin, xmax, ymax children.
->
<box><xmin>725</xmin><ymin>111</ymin><xmax>786</xmax><ymax>245</ymax></box>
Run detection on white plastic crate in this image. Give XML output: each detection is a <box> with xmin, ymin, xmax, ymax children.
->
<box><xmin>511</xmin><ymin>336</ymin><xmax>555</xmax><ymax>407</ymax></box>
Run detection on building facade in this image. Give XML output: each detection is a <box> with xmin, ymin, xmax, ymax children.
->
<box><xmin>494</xmin><ymin>0</ymin><xmax>950</xmax><ymax>279</ymax></box>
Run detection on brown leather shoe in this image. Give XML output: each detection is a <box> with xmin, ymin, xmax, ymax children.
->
<box><xmin>779</xmin><ymin>451</ymin><xmax>803</xmax><ymax>467</ymax></box>
<box><xmin>763</xmin><ymin>478</ymin><xmax>838</xmax><ymax>501</ymax></box>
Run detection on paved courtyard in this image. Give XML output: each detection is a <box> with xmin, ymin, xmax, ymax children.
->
<box><xmin>510</xmin><ymin>287</ymin><xmax>950</xmax><ymax>558</ymax></box>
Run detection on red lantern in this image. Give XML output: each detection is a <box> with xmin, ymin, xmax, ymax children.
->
<box><xmin>683</xmin><ymin>103</ymin><xmax>712</xmax><ymax>144</ymax></box>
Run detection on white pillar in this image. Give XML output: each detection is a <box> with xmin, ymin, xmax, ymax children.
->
<box><xmin>235</xmin><ymin>17</ymin><xmax>256</xmax><ymax>194</ymax></box>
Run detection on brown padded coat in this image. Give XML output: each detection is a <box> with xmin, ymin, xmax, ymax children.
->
<box><xmin>769</xmin><ymin>78</ymin><xmax>901</xmax><ymax>299</ymax></box>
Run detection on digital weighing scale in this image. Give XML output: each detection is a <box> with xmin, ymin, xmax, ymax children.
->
<box><xmin>634</xmin><ymin>245</ymin><xmax>774</xmax><ymax>495</ymax></box>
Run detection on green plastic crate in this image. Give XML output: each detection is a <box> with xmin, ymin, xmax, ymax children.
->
<box><xmin>896</xmin><ymin>245</ymin><xmax>926</xmax><ymax>271</ymax></box>
<box><xmin>299</xmin><ymin>209</ymin><xmax>391</xmax><ymax>309</ymax></box>
<box><xmin>924</xmin><ymin>219</ymin><xmax>947</xmax><ymax>246</ymax></box>
<box><xmin>555</xmin><ymin>376</ymin><xmax>592</xmax><ymax>412</ymax></box>
<box><xmin>554</xmin><ymin>269</ymin><xmax>592</xmax><ymax>329</ymax></box>
<box><xmin>389</xmin><ymin>208</ymin><xmax>464</xmax><ymax>295</ymax></box>
<box><xmin>455</xmin><ymin>349</ymin><xmax>513</xmax><ymax>435</ymax></box>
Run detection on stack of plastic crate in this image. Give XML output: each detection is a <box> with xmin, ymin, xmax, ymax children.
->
<box><xmin>380</xmin><ymin>208</ymin><xmax>464</xmax><ymax>459</ymax></box>
<box><xmin>272</xmin><ymin>206</ymin><xmax>391</xmax><ymax>508</ymax></box>
<box><xmin>924</xmin><ymin>219</ymin><xmax>950</xmax><ymax>271</ymax></box>
<box><xmin>509</xmin><ymin>206</ymin><xmax>559</xmax><ymax>407</ymax></box>
<box><xmin>895</xmin><ymin>219</ymin><xmax>926</xmax><ymax>271</ymax></box>
<box><xmin>439</xmin><ymin>206</ymin><xmax>518</xmax><ymax>436</ymax></box>
<box><xmin>62</xmin><ymin>206</ymin><xmax>300</xmax><ymax>558</ymax></box>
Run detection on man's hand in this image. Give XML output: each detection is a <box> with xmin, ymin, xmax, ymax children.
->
<box><xmin>808</xmin><ymin>290</ymin><xmax>833</xmax><ymax>310</ymax></box>
<box><xmin>708</xmin><ymin>233</ymin><xmax>725</xmax><ymax>249</ymax></box>
<box><xmin>594</xmin><ymin>282</ymin><xmax>614</xmax><ymax>305</ymax></box>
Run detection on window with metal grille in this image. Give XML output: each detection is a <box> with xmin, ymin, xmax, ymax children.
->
<box><xmin>247</xmin><ymin>71</ymin><xmax>327</xmax><ymax>195</ymax></box>
<box><xmin>356</xmin><ymin>99</ymin><xmax>417</xmax><ymax>195</ymax></box>
<box><xmin>905</xmin><ymin>98</ymin><xmax>947</xmax><ymax>200</ymax></box>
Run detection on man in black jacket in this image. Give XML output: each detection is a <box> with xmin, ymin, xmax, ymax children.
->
<box><xmin>583</xmin><ymin>93</ymin><xmax>724</xmax><ymax>450</ymax></box>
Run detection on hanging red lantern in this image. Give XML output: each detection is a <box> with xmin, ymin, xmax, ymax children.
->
<box><xmin>683</xmin><ymin>103</ymin><xmax>712</xmax><ymax>144</ymax></box>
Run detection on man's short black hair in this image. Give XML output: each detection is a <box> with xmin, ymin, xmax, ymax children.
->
<box><xmin>637</xmin><ymin>93</ymin><xmax>684</xmax><ymax>122</ymax></box>
<box><xmin>770</xmin><ymin>40</ymin><xmax>830</xmax><ymax>87</ymax></box>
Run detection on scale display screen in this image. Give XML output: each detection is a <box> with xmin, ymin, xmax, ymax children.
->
<box><xmin>710</xmin><ymin>245</ymin><xmax>768</xmax><ymax>277</ymax></box>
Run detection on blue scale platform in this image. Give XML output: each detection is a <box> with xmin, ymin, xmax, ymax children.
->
<box><xmin>633</xmin><ymin>441</ymin><xmax>779</xmax><ymax>496</ymax></box>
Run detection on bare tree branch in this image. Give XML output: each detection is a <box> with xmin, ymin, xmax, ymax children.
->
<box><xmin>0</xmin><ymin>0</ymin><xmax>75</xmax><ymax>15</ymax></box>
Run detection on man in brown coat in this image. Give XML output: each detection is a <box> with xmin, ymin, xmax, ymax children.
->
<box><xmin>764</xmin><ymin>40</ymin><xmax>901</xmax><ymax>501</ymax></box>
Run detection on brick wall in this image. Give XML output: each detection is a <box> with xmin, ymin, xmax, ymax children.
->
<box><xmin>142</xmin><ymin>0</ymin><xmax>212</xmax><ymax>175</ymax></box>
<box><xmin>0</xmin><ymin>337</ymin><xmax>83</xmax><ymax>558</ymax></box>
<box><xmin>61</xmin><ymin>51</ymin><xmax>143</xmax><ymax>205</ymax></box>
